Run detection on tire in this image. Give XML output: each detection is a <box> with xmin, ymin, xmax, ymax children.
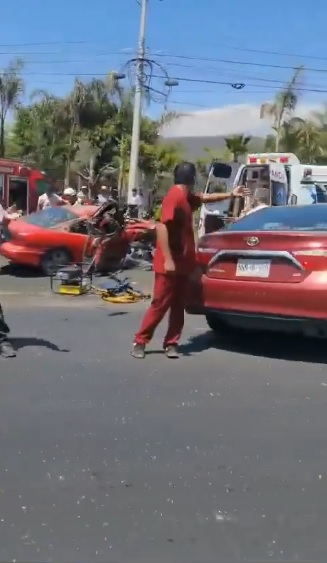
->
<box><xmin>206</xmin><ymin>313</ymin><xmax>225</xmax><ymax>335</ymax></box>
<box><xmin>40</xmin><ymin>248</ymin><xmax>72</xmax><ymax>276</ymax></box>
<box><xmin>206</xmin><ymin>313</ymin><xmax>239</xmax><ymax>339</ymax></box>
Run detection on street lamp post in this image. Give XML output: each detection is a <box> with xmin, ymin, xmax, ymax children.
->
<box><xmin>127</xmin><ymin>0</ymin><xmax>148</xmax><ymax>204</ymax></box>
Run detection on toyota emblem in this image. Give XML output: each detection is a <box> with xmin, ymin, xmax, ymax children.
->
<box><xmin>245</xmin><ymin>236</ymin><xmax>259</xmax><ymax>247</ymax></box>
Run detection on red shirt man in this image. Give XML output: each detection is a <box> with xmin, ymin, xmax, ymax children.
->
<box><xmin>132</xmin><ymin>162</ymin><xmax>246</xmax><ymax>359</ymax></box>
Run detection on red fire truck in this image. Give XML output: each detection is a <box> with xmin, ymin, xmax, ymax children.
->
<box><xmin>0</xmin><ymin>159</ymin><xmax>56</xmax><ymax>213</ymax></box>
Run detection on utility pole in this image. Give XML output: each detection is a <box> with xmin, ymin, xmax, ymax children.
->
<box><xmin>127</xmin><ymin>0</ymin><xmax>148</xmax><ymax>204</ymax></box>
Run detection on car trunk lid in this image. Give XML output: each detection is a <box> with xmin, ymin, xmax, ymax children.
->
<box><xmin>201</xmin><ymin>231</ymin><xmax>327</xmax><ymax>284</ymax></box>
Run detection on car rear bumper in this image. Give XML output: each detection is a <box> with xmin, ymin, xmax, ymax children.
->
<box><xmin>202</xmin><ymin>273</ymin><xmax>327</xmax><ymax>320</ymax></box>
<box><xmin>205</xmin><ymin>308</ymin><xmax>327</xmax><ymax>337</ymax></box>
<box><xmin>0</xmin><ymin>242</ymin><xmax>43</xmax><ymax>267</ymax></box>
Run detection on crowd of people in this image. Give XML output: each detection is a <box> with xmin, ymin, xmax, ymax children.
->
<box><xmin>35</xmin><ymin>184</ymin><xmax>147</xmax><ymax>218</ymax></box>
<box><xmin>37</xmin><ymin>184</ymin><xmax>110</xmax><ymax>210</ymax></box>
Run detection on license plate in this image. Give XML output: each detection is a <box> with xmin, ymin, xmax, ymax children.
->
<box><xmin>236</xmin><ymin>258</ymin><xmax>271</xmax><ymax>278</ymax></box>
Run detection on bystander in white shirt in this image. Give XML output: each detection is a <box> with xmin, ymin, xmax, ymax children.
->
<box><xmin>37</xmin><ymin>192</ymin><xmax>63</xmax><ymax>211</ymax></box>
<box><xmin>98</xmin><ymin>186</ymin><xmax>111</xmax><ymax>205</ymax></box>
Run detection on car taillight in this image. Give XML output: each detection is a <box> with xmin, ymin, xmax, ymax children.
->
<box><xmin>293</xmin><ymin>249</ymin><xmax>327</xmax><ymax>270</ymax></box>
<box><xmin>197</xmin><ymin>234</ymin><xmax>221</xmax><ymax>265</ymax></box>
<box><xmin>294</xmin><ymin>250</ymin><xmax>327</xmax><ymax>257</ymax></box>
<box><xmin>197</xmin><ymin>245</ymin><xmax>217</xmax><ymax>267</ymax></box>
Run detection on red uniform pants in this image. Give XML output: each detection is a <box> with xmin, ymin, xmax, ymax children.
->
<box><xmin>134</xmin><ymin>273</ymin><xmax>189</xmax><ymax>347</ymax></box>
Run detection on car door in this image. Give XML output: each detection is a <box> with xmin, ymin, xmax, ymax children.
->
<box><xmin>198</xmin><ymin>162</ymin><xmax>242</xmax><ymax>237</ymax></box>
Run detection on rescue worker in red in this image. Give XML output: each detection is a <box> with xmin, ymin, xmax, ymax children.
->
<box><xmin>131</xmin><ymin>161</ymin><xmax>248</xmax><ymax>359</ymax></box>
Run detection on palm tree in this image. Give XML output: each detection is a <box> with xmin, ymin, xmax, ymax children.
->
<box><xmin>260</xmin><ymin>66</ymin><xmax>304</xmax><ymax>151</ymax></box>
<box><xmin>60</xmin><ymin>79</ymin><xmax>89</xmax><ymax>185</ymax></box>
<box><xmin>312</xmin><ymin>104</ymin><xmax>327</xmax><ymax>131</ymax></box>
<box><xmin>0</xmin><ymin>58</ymin><xmax>24</xmax><ymax>157</ymax></box>
<box><xmin>224</xmin><ymin>134</ymin><xmax>252</xmax><ymax>162</ymax></box>
<box><xmin>296</xmin><ymin>120</ymin><xmax>323</xmax><ymax>163</ymax></box>
<box><xmin>27</xmin><ymin>90</ymin><xmax>66</xmax><ymax>168</ymax></box>
<box><xmin>278</xmin><ymin>119</ymin><xmax>303</xmax><ymax>153</ymax></box>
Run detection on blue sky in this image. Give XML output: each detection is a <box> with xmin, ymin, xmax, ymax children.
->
<box><xmin>1</xmin><ymin>0</ymin><xmax>327</xmax><ymax>117</ymax></box>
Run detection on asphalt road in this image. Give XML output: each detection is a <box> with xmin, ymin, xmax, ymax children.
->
<box><xmin>1</xmin><ymin>290</ymin><xmax>327</xmax><ymax>563</ymax></box>
<box><xmin>0</xmin><ymin>256</ymin><xmax>153</xmax><ymax>297</ymax></box>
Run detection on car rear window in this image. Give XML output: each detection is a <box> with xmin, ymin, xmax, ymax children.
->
<box><xmin>225</xmin><ymin>204</ymin><xmax>327</xmax><ymax>232</ymax></box>
<box><xmin>21</xmin><ymin>207</ymin><xmax>78</xmax><ymax>228</ymax></box>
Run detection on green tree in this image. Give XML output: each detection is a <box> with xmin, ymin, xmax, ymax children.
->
<box><xmin>10</xmin><ymin>76</ymin><xmax>184</xmax><ymax>193</ymax></box>
<box><xmin>13</xmin><ymin>91</ymin><xmax>72</xmax><ymax>180</ymax></box>
<box><xmin>0</xmin><ymin>58</ymin><xmax>24</xmax><ymax>157</ymax></box>
<box><xmin>260</xmin><ymin>67</ymin><xmax>303</xmax><ymax>151</ymax></box>
<box><xmin>296</xmin><ymin>120</ymin><xmax>323</xmax><ymax>163</ymax></box>
<box><xmin>224</xmin><ymin>135</ymin><xmax>251</xmax><ymax>162</ymax></box>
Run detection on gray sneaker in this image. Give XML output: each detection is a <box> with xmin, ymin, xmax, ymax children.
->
<box><xmin>0</xmin><ymin>339</ymin><xmax>16</xmax><ymax>358</ymax></box>
<box><xmin>164</xmin><ymin>345</ymin><xmax>179</xmax><ymax>359</ymax></box>
<box><xmin>131</xmin><ymin>343</ymin><xmax>146</xmax><ymax>359</ymax></box>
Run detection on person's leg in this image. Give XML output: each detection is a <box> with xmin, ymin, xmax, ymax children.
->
<box><xmin>132</xmin><ymin>274</ymin><xmax>175</xmax><ymax>358</ymax></box>
<box><xmin>163</xmin><ymin>276</ymin><xmax>189</xmax><ymax>358</ymax></box>
<box><xmin>0</xmin><ymin>304</ymin><xmax>15</xmax><ymax>358</ymax></box>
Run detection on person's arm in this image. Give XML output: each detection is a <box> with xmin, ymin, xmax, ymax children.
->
<box><xmin>200</xmin><ymin>185</ymin><xmax>248</xmax><ymax>204</ymax></box>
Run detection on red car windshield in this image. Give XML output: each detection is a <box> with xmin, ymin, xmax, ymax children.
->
<box><xmin>21</xmin><ymin>207</ymin><xmax>79</xmax><ymax>228</ymax></box>
<box><xmin>225</xmin><ymin>204</ymin><xmax>327</xmax><ymax>232</ymax></box>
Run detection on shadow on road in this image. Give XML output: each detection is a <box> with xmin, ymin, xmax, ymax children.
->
<box><xmin>0</xmin><ymin>264</ymin><xmax>43</xmax><ymax>278</ymax></box>
<box><xmin>11</xmin><ymin>337</ymin><xmax>69</xmax><ymax>352</ymax></box>
<box><xmin>179</xmin><ymin>330</ymin><xmax>327</xmax><ymax>364</ymax></box>
<box><xmin>108</xmin><ymin>311</ymin><xmax>129</xmax><ymax>317</ymax></box>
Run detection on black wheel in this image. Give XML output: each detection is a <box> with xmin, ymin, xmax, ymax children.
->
<box><xmin>206</xmin><ymin>313</ymin><xmax>225</xmax><ymax>335</ymax></box>
<box><xmin>41</xmin><ymin>248</ymin><xmax>72</xmax><ymax>276</ymax></box>
<box><xmin>206</xmin><ymin>313</ymin><xmax>239</xmax><ymax>339</ymax></box>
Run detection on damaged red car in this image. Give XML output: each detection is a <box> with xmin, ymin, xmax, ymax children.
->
<box><xmin>0</xmin><ymin>203</ymin><xmax>155</xmax><ymax>275</ymax></box>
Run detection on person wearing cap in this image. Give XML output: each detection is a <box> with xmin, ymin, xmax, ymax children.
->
<box><xmin>131</xmin><ymin>161</ymin><xmax>249</xmax><ymax>359</ymax></box>
<box><xmin>62</xmin><ymin>187</ymin><xmax>78</xmax><ymax>206</ymax></box>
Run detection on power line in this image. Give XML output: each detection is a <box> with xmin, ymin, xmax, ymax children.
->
<box><xmin>2</xmin><ymin>54</ymin><xmax>324</xmax><ymax>88</ymax></box>
<box><xmin>152</xmin><ymin>52</ymin><xmax>327</xmax><ymax>74</ymax></box>
<box><xmin>151</xmin><ymin>74</ymin><xmax>327</xmax><ymax>94</ymax></box>
<box><xmin>0</xmin><ymin>56</ymin><xmax>306</xmax><ymax>87</ymax></box>
<box><xmin>0</xmin><ymin>39</ymin><xmax>113</xmax><ymax>48</ymax></box>
<box><xmin>7</xmin><ymin>56</ymin><xmax>327</xmax><ymax>92</ymax></box>
<box><xmin>4</xmin><ymin>56</ymin><xmax>327</xmax><ymax>91</ymax></box>
<box><xmin>7</xmin><ymin>69</ymin><xmax>327</xmax><ymax>94</ymax></box>
<box><xmin>5</xmin><ymin>51</ymin><xmax>327</xmax><ymax>75</ymax></box>
<box><xmin>221</xmin><ymin>44</ymin><xmax>327</xmax><ymax>63</ymax></box>
<box><xmin>0</xmin><ymin>37</ymin><xmax>326</xmax><ymax>64</ymax></box>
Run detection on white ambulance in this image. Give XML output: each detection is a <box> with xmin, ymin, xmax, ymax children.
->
<box><xmin>197</xmin><ymin>152</ymin><xmax>327</xmax><ymax>237</ymax></box>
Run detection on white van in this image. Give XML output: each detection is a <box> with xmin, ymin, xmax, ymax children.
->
<box><xmin>198</xmin><ymin>153</ymin><xmax>327</xmax><ymax>237</ymax></box>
